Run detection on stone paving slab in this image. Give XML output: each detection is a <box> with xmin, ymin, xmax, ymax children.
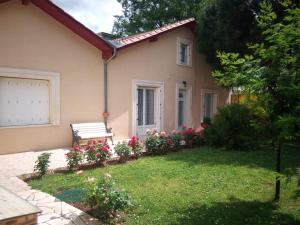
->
<box><xmin>0</xmin><ymin>148</ymin><xmax>107</xmax><ymax>225</ymax></box>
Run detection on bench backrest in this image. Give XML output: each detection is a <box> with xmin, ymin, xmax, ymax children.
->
<box><xmin>71</xmin><ymin>122</ymin><xmax>109</xmax><ymax>136</ymax></box>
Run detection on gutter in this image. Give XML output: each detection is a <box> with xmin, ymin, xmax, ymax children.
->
<box><xmin>103</xmin><ymin>46</ymin><xmax>117</xmax><ymax>125</ymax></box>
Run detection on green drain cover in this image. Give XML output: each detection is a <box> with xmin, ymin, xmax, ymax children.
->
<box><xmin>56</xmin><ymin>188</ymin><xmax>86</xmax><ymax>203</ymax></box>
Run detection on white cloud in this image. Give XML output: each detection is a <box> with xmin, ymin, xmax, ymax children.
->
<box><xmin>53</xmin><ymin>0</ymin><xmax>123</xmax><ymax>33</ymax></box>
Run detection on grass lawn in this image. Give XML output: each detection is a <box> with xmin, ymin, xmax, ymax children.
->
<box><xmin>29</xmin><ymin>146</ymin><xmax>300</xmax><ymax>225</ymax></box>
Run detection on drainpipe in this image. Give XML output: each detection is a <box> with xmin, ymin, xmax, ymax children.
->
<box><xmin>103</xmin><ymin>47</ymin><xmax>116</xmax><ymax>126</ymax></box>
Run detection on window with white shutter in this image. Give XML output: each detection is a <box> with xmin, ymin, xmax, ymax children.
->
<box><xmin>0</xmin><ymin>77</ymin><xmax>50</xmax><ymax>126</ymax></box>
<box><xmin>0</xmin><ymin>67</ymin><xmax>60</xmax><ymax>128</ymax></box>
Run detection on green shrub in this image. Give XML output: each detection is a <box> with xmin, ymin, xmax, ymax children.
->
<box><xmin>128</xmin><ymin>136</ymin><xmax>143</xmax><ymax>157</ymax></box>
<box><xmin>84</xmin><ymin>139</ymin><xmax>112</xmax><ymax>166</ymax></box>
<box><xmin>145</xmin><ymin>129</ymin><xmax>168</xmax><ymax>154</ymax></box>
<box><xmin>65</xmin><ymin>146</ymin><xmax>84</xmax><ymax>170</ymax></box>
<box><xmin>169</xmin><ymin>130</ymin><xmax>183</xmax><ymax>149</ymax></box>
<box><xmin>85</xmin><ymin>174</ymin><xmax>133</xmax><ymax>224</ymax></box>
<box><xmin>205</xmin><ymin>104</ymin><xmax>265</xmax><ymax>150</ymax></box>
<box><xmin>34</xmin><ymin>152</ymin><xmax>52</xmax><ymax>176</ymax></box>
<box><xmin>114</xmin><ymin>142</ymin><xmax>132</xmax><ymax>162</ymax></box>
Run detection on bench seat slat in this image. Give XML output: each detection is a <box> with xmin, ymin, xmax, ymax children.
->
<box><xmin>70</xmin><ymin>122</ymin><xmax>114</xmax><ymax>146</ymax></box>
<box><xmin>79</xmin><ymin>133</ymin><xmax>113</xmax><ymax>139</ymax></box>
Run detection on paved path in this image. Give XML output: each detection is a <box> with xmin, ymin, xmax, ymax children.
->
<box><xmin>0</xmin><ymin>148</ymin><xmax>103</xmax><ymax>225</ymax></box>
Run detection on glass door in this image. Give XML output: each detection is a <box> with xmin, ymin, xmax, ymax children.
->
<box><xmin>136</xmin><ymin>87</ymin><xmax>157</xmax><ymax>137</ymax></box>
<box><xmin>177</xmin><ymin>89</ymin><xmax>186</xmax><ymax>129</ymax></box>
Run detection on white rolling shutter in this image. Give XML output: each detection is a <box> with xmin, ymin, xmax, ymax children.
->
<box><xmin>0</xmin><ymin>77</ymin><xmax>50</xmax><ymax>127</ymax></box>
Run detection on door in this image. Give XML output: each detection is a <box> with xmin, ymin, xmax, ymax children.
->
<box><xmin>177</xmin><ymin>89</ymin><xmax>186</xmax><ymax>130</ymax></box>
<box><xmin>136</xmin><ymin>87</ymin><xmax>159</xmax><ymax>137</ymax></box>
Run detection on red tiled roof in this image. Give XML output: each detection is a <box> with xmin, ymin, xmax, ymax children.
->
<box><xmin>114</xmin><ymin>18</ymin><xmax>196</xmax><ymax>49</ymax></box>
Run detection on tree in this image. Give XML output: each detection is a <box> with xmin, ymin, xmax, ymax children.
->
<box><xmin>212</xmin><ymin>0</ymin><xmax>300</xmax><ymax>200</ymax></box>
<box><xmin>112</xmin><ymin>0</ymin><xmax>260</xmax><ymax>67</ymax></box>
<box><xmin>112</xmin><ymin>0</ymin><xmax>203</xmax><ymax>37</ymax></box>
<box><xmin>196</xmin><ymin>0</ymin><xmax>260</xmax><ymax>67</ymax></box>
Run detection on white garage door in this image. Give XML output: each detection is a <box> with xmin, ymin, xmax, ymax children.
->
<box><xmin>0</xmin><ymin>77</ymin><xmax>50</xmax><ymax>127</ymax></box>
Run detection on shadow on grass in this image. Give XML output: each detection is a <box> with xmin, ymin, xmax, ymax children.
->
<box><xmin>164</xmin><ymin>144</ymin><xmax>300</xmax><ymax>175</ymax></box>
<box><xmin>169</xmin><ymin>197</ymin><xmax>300</xmax><ymax>225</ymax></box>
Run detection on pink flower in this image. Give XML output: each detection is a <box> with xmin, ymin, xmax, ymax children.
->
<box><xmin>160</xmin><ymin>131</ymin><xmax>167</xmax><ymax>137</ymax></box>
<box><xmin>73</xmin><ymin>146</ymin><xmax>82</xmax><ymax>152</ymax></box>
<box><xmin>171</xmin><ymin>129</ymin><xmax>178</xmax><ymax>134</ymax></box>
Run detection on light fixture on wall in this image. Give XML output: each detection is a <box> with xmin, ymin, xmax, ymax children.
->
<box><xmin>182</xmin><ymin>81</ymin><xmax>187</xmax><ymax>87</ymax></box>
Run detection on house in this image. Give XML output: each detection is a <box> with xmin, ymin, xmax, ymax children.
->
<box><xmin>0</xmin><ymin>0</ymin><xmax>229</xmax><ymax>154</ymax></box>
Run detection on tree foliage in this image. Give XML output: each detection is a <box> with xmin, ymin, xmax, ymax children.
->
<box><xmin>213</xmin><ymin>0</ymin><xmax>300</xmax><ymax>141</ymax></box>
<box><xmin>213</xmin><ymin>0</ymin><xmax>300</xmax><ymax>200</ymax></box>
<box><xmin>112</xmin><ymin>0</ymin><xmax>203</xmax><ymax>37</ymax></box>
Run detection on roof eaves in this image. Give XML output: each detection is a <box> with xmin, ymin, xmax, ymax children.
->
<box><xmin>115</xmin><ymin>18</ymin><xmax>196</xmax><ymax>50</ymax></box>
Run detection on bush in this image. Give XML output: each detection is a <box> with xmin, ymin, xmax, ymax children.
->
<box><xmin>114</xmin><ymin>142</ymin><xmax>132</xmax><ymax>162</ymax></box>
<box><xmin>169</xmin><ymin>130</ymin><xmax>184</xmax><ymax>149</ymax></box>
<box><xmin>34</xmin><ymin>152</ymin><xmax>52</xmax><ymax>176</ymax></box>
<box><xmin>183</xmin><ymin>127</ymin><xmax>196</xmax><ymax>147</ymax></box>
<box><xmin>128</xmin><ymin>136</ymin><xmax>143</xmax><ymax>157</ymax></box>
<box><xmin>205</xmin><ymin>104</ymin><xmax>264</xmax><ymax>150</ymax></box>
<box><xmin>85</xmin><ymin>174</ymin><xmax>133</xmax><ymax>224</ymax></box>
<box><xmin>85</xmin><ymin>139</ymin><xmax>112</xmax><ymax>166</ymax></box>
<box><xmin>145</xmin><ymin>129</ymin><xmax>169</xmax><ymax>154</ymax></box>
<box><xmin>65</xmin><ymin>146</ymin><xmax>84</xmax><ymax>170</ymax></box>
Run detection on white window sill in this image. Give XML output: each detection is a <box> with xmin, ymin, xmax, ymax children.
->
<box><xmin>0</xmin><ymin>123</ymin><xmax>59</xmax><ymax>130</ymax></box>
<box><xmin>177</xmin><ymin>63</ymin><xmax>192</xmax><ymax>68</ymax></box>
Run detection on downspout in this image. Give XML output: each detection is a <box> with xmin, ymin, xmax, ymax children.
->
<box><xmin>103</xmin><ymin>47</ymin><xmax>116</xmax><ymax>126</ymax></box>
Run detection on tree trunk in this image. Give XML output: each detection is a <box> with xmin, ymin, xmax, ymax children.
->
<box><xmin>274</xmin><ymin>140</ymin><xmax>282</xmax><ymax>201</ymax></box>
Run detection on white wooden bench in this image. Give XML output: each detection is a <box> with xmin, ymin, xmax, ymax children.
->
<box><xmin>70</xmin><ymin>122</ymin><xmax>114</xmax><ymax>146</ymax></box>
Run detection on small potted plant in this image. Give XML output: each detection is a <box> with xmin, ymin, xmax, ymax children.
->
<box><xmin>114</xmin><ymin>142</ymin><xmax>132</xmax><ymax>163</ymax></box>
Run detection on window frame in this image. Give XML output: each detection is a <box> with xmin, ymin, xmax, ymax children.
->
<box><xmin>201</xmin><ymin>89</ymin><xmax>218</xmax><ymax>122</ymax></box>
<box><xmin>177</xmin><ymin>37</ymin><xmax>192</xmax><ymax>67</ymax></box>
<box><xmin>175</xmin><ymin>83</ymin><xmax>192</xmax><ymax>130</ymax></box>
<box><xmin>132</xmin><ymin>80</ymin><xmax>164</xmax><ymax>136</ymax></box>
<box><xmin>0</xmin><ymin>67</ymin><xmax>60</xmax><ymax>129</ymax></box>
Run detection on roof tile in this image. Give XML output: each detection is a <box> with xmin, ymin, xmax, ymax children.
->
<box><xmin>113</xmin><ymin>18</ymin><xmax>195</xmax><ymax>48</ymax></box>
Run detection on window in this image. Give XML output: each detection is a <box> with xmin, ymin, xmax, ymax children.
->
<box><xmin>137</xmin><ymin>87</ymin><xmax>155</xmax><ymax>126</ymax></box>
<box><xmin>0</xmin><ymin>67</ymin><xmax>60</xmax><ymax>128</ymax></box>
<box><xmin>202</xmin><ymin>91</ymin><xmax>218</xmax><ymax>120</ymax></box>
<box><xmin>180</xmin><ymin>43</ymin><xmax>188</xmax><ymax>64</ymax></box>
<box><xmin>178</xmin><ymin>89</ymin><xmax>186</xmax><ymax>127</ymax></box>
<box><xmin>177</xmin><ymin>37</ymin><xmax>192</xmax><ymax>66</ymax></box>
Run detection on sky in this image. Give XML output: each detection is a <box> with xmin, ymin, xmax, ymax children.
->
<box><xmin>53</xmin><ymin>0</ymin><xmax>123</xmax><ymax>33</ymax></box>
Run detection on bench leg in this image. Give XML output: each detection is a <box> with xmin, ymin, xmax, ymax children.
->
<box><xmin>109</xmin><ymin>136</ymin><xmax>114</xmax><ymax>145</ymax></box>
<box><xmin>72</xmin><ymin>135</ymin><xmax>80</xmax><ymax>147</ymax></box>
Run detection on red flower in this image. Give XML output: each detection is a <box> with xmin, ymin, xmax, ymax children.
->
<box><xmin>201</xmin><ymin>122</ymin><xmax>209</xmax><ymax>129</ymax></box>
<box><xmin>73</xmin><ymin>146</ymin><xmax>82</xmax><ymax>152</ymax></box>
<box><xmin>184</xmin><ymin>128</ymin><xmax>195</xmax><ymax>135</ymax></box>
<box><xmin>102</xmin><ymin>146</ymin><xmax>109</xmax><ymax>152</ymax></box>
<box><xmin>96</xmin><ymin>153</ymin><xmax>101</xmax><ymax>158</ymax></box>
